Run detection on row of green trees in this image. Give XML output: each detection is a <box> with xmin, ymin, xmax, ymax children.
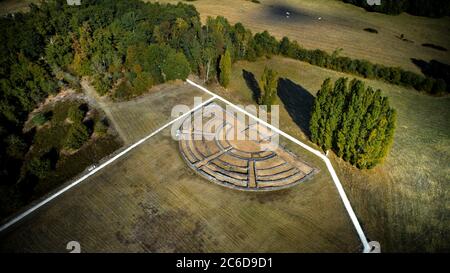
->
<box><xmin>278</xmin><ymin>37</ymin><xmax>447</xmax><ymax>95</ymax></box>
<box><xmin>214</xmin><ymin>25</ymin><xmax>447</xmax><ymax>95</ymax></box>
<box><xmin>310</xmin><ymin>77</ymin><xmax>396</xmax><ymax>169</ymax></box>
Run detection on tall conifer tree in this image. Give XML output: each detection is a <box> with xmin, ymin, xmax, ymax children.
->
<box><xmin>259</xmin><ymin>67</ymin><xmax>279</xmax><ymax>112</ymax></box>
<box><xmin>310</xmin><ymin>77</ymin><xmax>396</xmax><ymax>169</ymax></box>
<box><xmin>219</xmin><ymin>48</ymin><xmax>232</xmax><ymax>88</ymax></box>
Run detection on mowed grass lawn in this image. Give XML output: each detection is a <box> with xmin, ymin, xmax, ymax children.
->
<box><xmin>149</xmin><ymin>0</ymin><xmax>450</xmax><ymax>73</ymax></box>
<box><xmin>0</xmin><ymin>125</ymin><xmax>362</xmax><ymax>252</ymax></box>
<box><xmin>204</xmin><ymin>55</ymin><xmax>449</xmax><ymax>252</ymax></box>
<box><xmin>98</xmin><ymin>81</ymin><xmax>212</xmax><ymax>144</ymax></box>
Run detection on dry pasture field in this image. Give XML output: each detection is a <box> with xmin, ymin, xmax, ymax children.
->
<box><xmin>209</xmin><ymin>55</ymin><xmax>450</xmax><ymax>252</ymax></box>
<box><xmin>0</xmin><ymin>104</ymin><xmax>362</xmax><ymax>252</ymax></box>
<box><xmin>149</xmin><ymin>0</ymin><xmax>450</xmax><ymax>73</ymax></box>
<box><xmin>82</xmin><ymin>80</ymin><xmax>212</xmax><ymax>144</ymax></box>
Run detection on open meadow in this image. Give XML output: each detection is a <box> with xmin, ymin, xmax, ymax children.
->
<box><xmin>0</xmin><ymin>0</ymin><xmax>448</xmax><ymax>253</ymax></box>
<box><xmin>82</xmin><ymin>80</ymin><xmax>212</xmax><ymax>144</ymax></box>
<box><xmin>0</xmin><ymin>96</ymin><xmax>362</xmax><ymax>252</ymax></box>
<box><xmin>149</xmin><ymin>0</ymin><xmax>450</xmax><ymax>73</ymax></box>
<box><xmin>202</xmin><ymin>55</ymin><xmax>450</xmax><ymax>252</ymax></box>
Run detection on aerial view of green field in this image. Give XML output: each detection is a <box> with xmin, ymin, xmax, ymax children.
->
<box><xmin>0</xmin><ymin>0</ymin><xmax>448</xmax><ymax>261</ymax></box>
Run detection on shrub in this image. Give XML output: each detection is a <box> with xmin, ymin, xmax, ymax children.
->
<box><xmin>67</xmin><ymin>105</ymin><xmax>84</xmax><ymax>123</ymax></box>
<box><xmin>161</xmin><ymin>52</ymin><xmax>191</xmax><ymax>81</ymax></box>
<box><xmin>5</xmin><ymin>135</ymin><xmax>28</xmax><ymax>159</ymax></box>
<box><xmin>432</xmin><ymin>78</ymin><xmax>447</xmax><ymax>94</ymax></box>
<box><xmin>418</xmin><ymin>78</ymin><xmax>435</xmax><ymax>93</ymax></box>
<box><xmin>363</xmin><ymin>28</ymin><xmax>378</xmax><ymax>34</ymax></box>
<box><xmin>113</xmin><ymin>80</ymin><xmax>132</xmax><ymax>101</ymax></box>
<box><xmin>32</xmin><ymin>113</ymin><xmax>49</xmax><ymax>126</ymax></box>
<box><xmin>64</xmin><ymin>122</ymin><xmax>89</xmax><ymax>150</ymax></box>
<box><xmin>94</xmin><ymin>120</ymin><xmax>108</xmax><ymax>136</ymax></box>
<box><xmin>131</xmin><ymin>72</ymin><xmax>153</xmax><ymax>96</ymax></box>
<box><xmin>92</xmin><ymin>74</ymin><xmax>113</xmax><ymax>96</ymax></box>
<box><xmin>28</xmin><ymin>157</ymin><xmax>51</xmax><ymax>179</ymax></box>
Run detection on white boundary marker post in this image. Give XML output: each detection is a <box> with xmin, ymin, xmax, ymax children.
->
<box><xmin>186</xmin><ymin>79</ymin><xmax>372</xmax><ymax>253</ymax></box>
<box><xmin>0</xmin><ymin>96</ymin><xmax>217</xmax><ymax>234</ymax></box>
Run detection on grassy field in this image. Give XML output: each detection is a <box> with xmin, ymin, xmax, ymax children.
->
<box><xmin>0</xmin><ymin>0</ymin><xmax>33</xmax><ymax>14</ymax></box>
<box><xmin>201</xmin><ymin>55</ymin><xmax>450</xmax><ymax>252</ymax></box>
<box><xmin>1</xmin><ymin>59</ymin><xmax>447</xmax><ymax>252</ymax></box>
<box><xmin>149</xmin><ymin>0</ymin><xmax>450</xmax><ymax>73</ymax></box>
<box><xmin>82</xmin><ymin>80</ymin><xmax>211</xmax><ymax>144</ymax></box>
<box><xmin>0</xmin><ymin>94</ymin><xmax>362</xmax><ymax>252</ymax></box>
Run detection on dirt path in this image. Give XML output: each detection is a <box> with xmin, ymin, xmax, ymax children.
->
<box><xmin>80</xmin><ymin>78</ymin><xmax>128</xmax><ymax>143</ymax></box>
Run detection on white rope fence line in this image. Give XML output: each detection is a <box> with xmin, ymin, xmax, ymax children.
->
<box><xmin>0</xmin><ymin>96</ymin><xmax>217</xmax><ymax>234</ymax></box>
<box><xmin>186</xmin><ymin>79</ymin><xmax>372</xmax><ymax>253</ymax></box>
<box><xmin>0</xmin><ymin>79</ymin><xmax>373</xmax><ymax>253</ymax></box>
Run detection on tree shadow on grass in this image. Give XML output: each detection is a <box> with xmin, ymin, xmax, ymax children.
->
<box><xmin>277</xmin><ymin>78</ymin><xmax>314</xmax><ymax>137</ymax></box>
<box><xmin>242</xmin><ymin>69</ymin><xmax>261</xmax><ymax>102</ymax></box>
<box><xmin>411</xmin><ymin>58</ymin><xmax>450</xmax><ymax>85</ymax></box>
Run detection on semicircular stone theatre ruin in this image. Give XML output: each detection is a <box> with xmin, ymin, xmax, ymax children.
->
<box><xmin>178</xmin><ymin>103</ymin><xmax>317</xmax><ymax>191</ymax></box>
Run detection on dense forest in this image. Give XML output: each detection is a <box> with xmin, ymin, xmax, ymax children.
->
<box><xmin>342</xmin><ymin>0</ymin><xmax>450</xmax><ymax>18</ymax></box>
<box><xmin>310</xmin><ymin>77</ymin><xmax>396</xmax><ymax>169</ymax></box>
<box><xmin>0</xmin><ymin>0</ymin><xmax>445</xmax><ymax>216</ymax></box>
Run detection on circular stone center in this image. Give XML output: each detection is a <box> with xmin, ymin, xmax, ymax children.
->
<box><xmin>178</xmin><ymin>104</ymin><xmax>316</xmax><ymax>191</ymax></box>
<box><xmin>227</xmin><ymin>139</ymin><xmax>267</xmax><ymax>153</ymax></box>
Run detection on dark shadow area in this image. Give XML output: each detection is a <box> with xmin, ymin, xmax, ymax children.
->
<box><xmin>78</xmin><ymin>103</ymin><xmax>89</xmax><ymax>115</ymax></box>
<box><xmin>363</xmin><ymin>27</ymin><xmax>378</xmax><ymax>34</ymax></box>
<box><xmin>242</xmin><ymin>69</ymin><xmax>261</xmax><ymax>103</ymax></box>
<box><xmin>42</xmin><ymin>147</ymin><xmax>59</xmax><ymax>170</ymax></box>
<box><xmin>411</xmin><ymin>58</ymin><xmax>450</xmax><ymax>85</ymax></box>
<box><xmin>100</xmin><ymin>117</ymin><xmax>110</xmax><ymax>127</ymax></box>
<box><xmin>422</xmin><ymin>43</ymin><xmax>447</xmax><ymax>52</ymax></box>
<box><xmin>83</xmin><ymin>118</ymin><xmax>95</xmax><ymax>135</ymax></box>
<box><xmin>43</xmin><ymin>110</ymin><xmax>53</xmax><ymax>120</ymax></box>
<box><xmin>262</xmin><ymin>3</ymin><xmax>316</xmax><ymax>24</ymax></box>
<box><xmin>411</xmin><ymin>58</ymin><xmax>429</xmax><ymax>73</ymax></box>
<box><xmin>277</xmin><ymin>78</ymin><xmax>314</xmax><ymax>137</ymax></box>
<box><xmin>23</xmin><ymin>127</ymin><xmax>37</xmax><ymax>146</ymax></box>
<box><xmin>17</xmin><ymin>174</ymin><xmax>39</xmax><ymax>201</ymax></box>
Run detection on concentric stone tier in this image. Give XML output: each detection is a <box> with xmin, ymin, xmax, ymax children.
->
<box><xmin>178</xmin><ymin>104</ymin><xmax>316</xmax><ymax>191</ymax></box>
